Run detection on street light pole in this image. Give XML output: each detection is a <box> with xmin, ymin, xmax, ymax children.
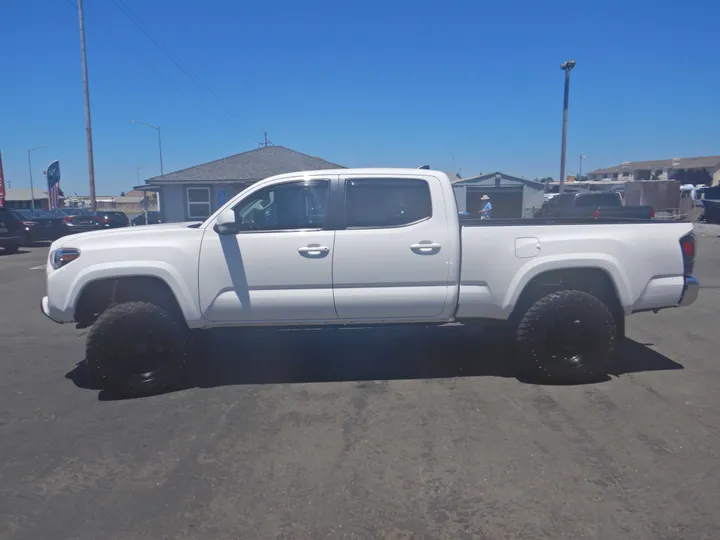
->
<box><xmin>27</xmin><ymin>145</ymin><xmax>48</xmax><ymax>214</ymax></box>
<box><xmin>579</xmin><ymin>154</ymin><xmax>586</xmax><ymax>179</ymax></box>
<box><xmin>130</xmin><ymin>120</ymin><xmax>164</xmax><ymax>175</ymax></box>
<box><xmin>559</xmin><ymin>60</ymin><xmax>576</xmax><ymax>194</ymax></box>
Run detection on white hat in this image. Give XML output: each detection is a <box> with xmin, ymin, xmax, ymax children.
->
<box><xmin>481</xmin><ymin>194</ymin><xmax>490</xmax><ymax>200</ymax></box>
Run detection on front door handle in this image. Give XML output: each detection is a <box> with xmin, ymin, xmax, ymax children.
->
<box><xmin>410</xmin><ymin>242</ymin><xmax>442</xmax><ymax>253</ymax></box>
<box><xmin>298</xmin><ymin>244</ymin><xmax>330</xmax><ymax>255</ymax></box>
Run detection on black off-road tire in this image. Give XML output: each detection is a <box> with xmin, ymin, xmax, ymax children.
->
<box><xmin>515</xmin><ymin>289</ymin><xmax>618</xmax><ymax>383</ymax></box>
<box><xmin>85</xmin><ymin>301</ymin><xmax>190</xmax><ymax>397</ymax></box>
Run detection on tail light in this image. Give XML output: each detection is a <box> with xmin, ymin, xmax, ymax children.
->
<box><xmin>592</xmin><ymin>208</ymin><xmax>601</xmax><ymax>218</ymax></box>
<box><xmin>650</xmin><ymin>207</ymin><xmax>655</xmax><ymax>219</ymax></box>
<box><xmin>680</xmin><ymin>233</ymin><xmax>695</xmax><ymax>275</ymax></box>
<box><xmin>104</xmin><ymin>216</ymin><xmax>109</xmax><ymax>222</ymax></box>
<box><xmin>64</xmin><ymin>216</ymin><xmax>72</xmax><ymax>223</ymax></box>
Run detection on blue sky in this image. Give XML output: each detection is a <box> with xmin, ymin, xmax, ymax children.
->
<box><xmin>1</xmin><ymin>0</ymin><xmax>718</xmax><ymax>195</ymax></box>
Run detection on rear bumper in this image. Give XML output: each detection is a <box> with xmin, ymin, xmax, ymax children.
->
<box><xmin>679</xmin><ymin>276</ymin><xmax>700</xmax><ymax>307</ymax></box>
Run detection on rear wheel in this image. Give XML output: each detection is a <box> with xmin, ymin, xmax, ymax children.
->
<box><xmin>85</xmin><ymin>301</ymin><xmax>191</xmax><ymax>397</ymax></box>
<box><xmin>515</xmin><ymin>289</ymin><xmax>617</xmax><ymax>383</ymax></box>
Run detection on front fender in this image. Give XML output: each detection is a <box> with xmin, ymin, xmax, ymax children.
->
<box><xmin>64</xmin><ymin>261</ymin><xmax>202</xmax><ymax>323</ymax></box>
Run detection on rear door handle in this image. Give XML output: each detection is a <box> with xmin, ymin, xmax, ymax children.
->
<box><xmin>410</xmin><ymin>242</ymin><xmax>442</xmax><ymax>252</ymax></box>
<box><xmin>298</xmin><ymin>245</ymin><xmax>329</xmax><ymax>254</ymax></box>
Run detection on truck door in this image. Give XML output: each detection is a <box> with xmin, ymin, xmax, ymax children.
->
<box><xmin>332</xmin><ymin>174</ymin><xmax>453</xmax><ymax>320</ymax></box>
<box><xmin>198</xmin><ymin>177</ymin><xmax>338</xmax><ymax>323</ymax></box>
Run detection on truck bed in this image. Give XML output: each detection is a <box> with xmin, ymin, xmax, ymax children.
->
<box><xmin>456</xmin><ymin>220</ymin><xmax>693</xmax><ymax>320</ymax></box>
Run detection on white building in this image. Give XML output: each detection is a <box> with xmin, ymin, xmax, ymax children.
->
<box><xmin>587</xmin><ymin>155</ymin><xmax>720</xmax><ymax>186</ymax></box>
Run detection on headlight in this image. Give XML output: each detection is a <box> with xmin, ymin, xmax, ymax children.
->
<box><xmin>51</xmin><ymin>248</ymin><xmax>81</xmax><ymax>269</ymax></box>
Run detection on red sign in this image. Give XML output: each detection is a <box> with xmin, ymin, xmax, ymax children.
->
<box><xmin>0</xmin><ymin>151</ymin><xmax>5</xmax><ymax>208</ymax></box>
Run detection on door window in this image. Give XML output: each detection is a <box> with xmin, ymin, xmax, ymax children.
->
<box><xmin>233</xmin><ymin>181</ymin><xmax>330</xmax><ymax>231</ymax></box>
<box><xmin>345</xmin><ymin>178</ymin><xmax>432</xmax><ymax>228</ymax></box>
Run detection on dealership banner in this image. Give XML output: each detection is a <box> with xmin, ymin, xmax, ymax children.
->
<box><xmin>46</xmin><ymin>160</ymin><xmax>61</xmax><ymax>210</ymax></box>
<box><xmin>0</xmin><ymin>151</ymin><xmax>5</xmax><ymax>208</ymax></box>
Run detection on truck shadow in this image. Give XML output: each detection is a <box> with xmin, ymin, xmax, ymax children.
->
<box><xmin>66</xmin><ymin>327</ymin><xmax>684</xmax><ymax>399</ymax></box>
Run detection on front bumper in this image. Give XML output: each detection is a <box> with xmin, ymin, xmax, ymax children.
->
<box><xmin>679</xmin><ymin>276</ymin><xmax>700</xmax><ymax>307</ymax></box>
<box><xmin>41</xmin><ymin>296</ymin><xmax>65</xmax><ymax>324</ymax></box>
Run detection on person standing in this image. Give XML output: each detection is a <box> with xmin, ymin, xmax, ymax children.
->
<box><xmin>479</xmin><ymin>194</ymin><xmax>492</xmax><ymax>219</ymax></box>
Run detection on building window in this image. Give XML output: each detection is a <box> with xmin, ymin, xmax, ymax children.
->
<box><xmin>344</xmin><ymin>178</ymin><xmax>432</xmax><ymax>228</ymax></box>
<box><xmin>187</xmin><ymin>187</ymin><xmax>211</xmax><ymax>219</ymax></box>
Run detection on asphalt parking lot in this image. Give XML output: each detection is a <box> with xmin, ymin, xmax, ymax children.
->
<box><xmin>2</xmin><ymin>225</ymin><xmax>720</xmax><ymax>540</ymax></box>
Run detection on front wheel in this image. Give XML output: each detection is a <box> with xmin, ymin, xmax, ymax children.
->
<box><xmin>85</xmin><ymin>301</ymin><xmax>191</xmax><ymax>397</ymax></box>
<box><xmin>515</xmin><ymin>290</ymin><xmax>618</xmax><ymax>383</ymax></box>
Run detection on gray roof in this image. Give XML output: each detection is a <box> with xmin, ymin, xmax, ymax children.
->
<box><xmin>452</xmin><ymin>171</ymin><xmax>544</xmax><ymax>188</ymax></box>
<box><xmin>4</xmin><ymin>188</ymin><xmax>50</xmax><ymax>201</ymax></box>
<box><xmin>147</xmin><ymin>146</ymin><xmax>344</xmax><ymax>184</ymax></box>
<box><xmin>589</xmin><ymin>155</ymin><xmax>720</xmax><ymax>176</ymax></box>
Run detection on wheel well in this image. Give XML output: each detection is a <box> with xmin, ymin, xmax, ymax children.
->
<box><xmin>511</xmin><ymin>268</ymin><xmax>624</xmax><ymax>337</ymax></box>
<box><xmin>74</xmin><ymin>276</ymin><xmax>183</xmax><ymax>328</ymax></box>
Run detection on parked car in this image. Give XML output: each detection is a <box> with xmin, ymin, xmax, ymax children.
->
<box><xmin>11</xmin><ymin>209</ymin><xmax>69</xmax><ymax>244</ymax></box>
<box><xmin>0</xmin><ymin>207</ymin><xmax>24</xmax><ymax>254</ymax></box>
<box><xmin>534</xmin><ymin>191</ymin><xmax>655</xmax><ymax>219</ymax></box>
<box><xmin>42</xmin><ymin>168</ymin><xmax>699</xmax><ymax>397</ymax></box>
<box><xmin>96</xmin><ymin>211</ymin><xmax>129</xmax><ymax>229</ymax></box>
<box><xmin>131</xmin><ymin>211</ymin><xmax>163</xmax><ymax>226</ymax></box>
<box><xmin>56</xmin><ymin>209</ymin><xmax>101</xmax><ymax>234</ymax></box>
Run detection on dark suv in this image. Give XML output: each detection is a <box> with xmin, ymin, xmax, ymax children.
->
<box><xmin>0</xmin><ymin>207</ymin><xmax>24</xmax><ymax>254</ymax></box>
<box><xmin>96</xmin><ymin>211</ymin><xmax>129</xmax><ymax>229</ymax></box>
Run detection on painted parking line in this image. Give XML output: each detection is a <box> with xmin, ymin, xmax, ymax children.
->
<box><xmin>30</xmin><ymin>265</ymin><xmax>46</xmax><ymax>270</ymax></box>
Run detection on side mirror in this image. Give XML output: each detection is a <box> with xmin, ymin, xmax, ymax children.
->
<box><xmin>215</xmin><ymin>209</ymin><xmax>239</xmax><ymax>235</ymax></box>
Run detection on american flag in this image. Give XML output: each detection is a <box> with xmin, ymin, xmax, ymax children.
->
<box><xmin>46</xmin><ymin>160</ymin><xmax>61</xmax><ymax>210</ymax></box>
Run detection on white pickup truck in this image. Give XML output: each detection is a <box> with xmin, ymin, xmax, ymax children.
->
<box><xmin>42</xmin><ymin>168</ymin><xmax>699</xmax><ymax>395</ymax></box>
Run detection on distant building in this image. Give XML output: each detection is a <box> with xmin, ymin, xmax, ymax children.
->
<box><xmin>65</xmin><ymin>190</ymin><xmax>158</xmax><ymax>214</ymax></box>
<box><xmin>3</xmin><ymin>188</ymin><xmax>62</xmax><ymax>210</ymax></box>
<box><xmin>587</xmin><ymin>155</ymin><xmax>720</xmax><ymax>186</ymax></box>
<box><xmin>452</xmin><ymin>172</ymin><xmax>545</xmax><ymax>218</ymax></box>
<box><xmin>139</xmin><ymin>146</ymin><xmax>343</xmax><ymax>223</ymax></box>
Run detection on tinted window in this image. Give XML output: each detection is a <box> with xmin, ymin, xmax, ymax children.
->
<box><xmin>345</xmin><ymin>178</ymin><xmax>431</xmax><ymax>228</ymax></box>
<box><xmin>575</xmin><ymin>193</ymin><xmax>621</xmax><ymax>207</ymax></box>
<box><xmin>556</xmin><ymin>194</ymin><xmax>575</xmax><ymax>207</ymax></box>
<box><xmin>233</xmin><ymin>181</ymin><xmax>329</xmax><ymax>231</ymax></box>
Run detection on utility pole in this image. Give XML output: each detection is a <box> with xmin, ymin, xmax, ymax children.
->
<box><xmin>258</xmin><ymin>132</ymin><xmax>273</xmax><ymax>148</ymax></box>
<box><xmin>27</xmin><ymin>145</ymin><xmax>48</xmax><ymax>214</ymax></box>
<box><xmin>78</xmin><ymin>0</ymin><xmax>97</xmax><ymax>211</ymax></box>
<box><xmin>559</xmin><ymin>60</ymin><xmax>576</xmax><ymax>194</ymax></box>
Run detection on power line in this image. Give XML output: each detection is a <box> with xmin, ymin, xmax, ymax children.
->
<box><xmin>106</xmin><ymin>0</ymin><xmax>249</xmax><ymax>125</ymax></box>
<box><xmin>63</xmin><ymin>0</ymin><xmax>183</xmax><ymax>98</ymax></box>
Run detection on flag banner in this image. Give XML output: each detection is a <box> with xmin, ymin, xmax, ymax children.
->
<box><xmin>46</xmin><ymin>160</ymin><xmax>61</xmax><ymax>210</ymax></box>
